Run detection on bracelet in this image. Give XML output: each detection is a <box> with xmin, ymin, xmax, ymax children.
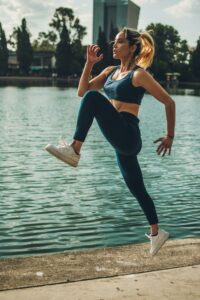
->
<box><xmin>167</xmin><ymin>135</ymin><xmax>174</xmax><ymax>139</ymax></box>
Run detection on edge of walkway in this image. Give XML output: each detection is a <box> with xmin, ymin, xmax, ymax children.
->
<box><xmin>0</xmin><ymin>237</ymin><xmax>200</xmax><ymax>291</ymax></box>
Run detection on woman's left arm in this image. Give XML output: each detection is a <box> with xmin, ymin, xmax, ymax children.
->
<box><xmin>133</xmin><ymin>69</ymin><xmax>176</xmax><ymax>156</ymax></box>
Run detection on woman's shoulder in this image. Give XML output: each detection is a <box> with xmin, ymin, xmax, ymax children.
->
<box><xmin>133</xmin><ymin>67</ymin><xmax>151</xmax><ymax>79</ymax></box>
<box><xmin>132</xmin><ymin>67</ymin><xmax>151</xmax><ymax>88</ymax></box>
<box><xmin>103</xmin><ymin>65</ymin><xmax>118</xmax><ymax>77</ymax></box>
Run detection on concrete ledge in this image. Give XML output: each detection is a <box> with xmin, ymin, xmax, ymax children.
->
<box><xmin>0</xmin><ymin>265</ymin><xmax>200</xmax><ymax>300</ymax></box>
<box><xmin>0</xmin><ymin>238</ymin><xmax>200</xmax><ymax>291</ymax></box>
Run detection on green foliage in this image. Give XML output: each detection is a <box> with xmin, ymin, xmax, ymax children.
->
<box><xmin>108</xmin><ymin>22</ymin><xmax>120</xmax><ymax>66</ymax></box>
<box><xmin>49</xmin><ymin>7</ymin><xmax>74</xmax><ymax>33</ymax></box>
<box><xmin>93</xmin><ymin>26</ymin><xmax>109</xmax><ymax>74</ymax></box>
<box><xmin>71</xmin><ymin>39</ymin><xmax>85</xmax><ymax>75</ymax></box>
<box><xmin>55</xmin><ymin>23</ymin><xmax>73</xmax><ymax>76</ymax></box>
<box><xmin>146</xmin><ymin>23</ymin><xmax>190</xmax><ymax>80</ymax></box>
<box><xmin>190</xmin><ymin>37</ymin><xmax>200</xmax><ymax>80</ymax></box>
<box><xmin>71</xmin><ymin>18</ymin><xmax>87</xmax><ymax>42</ymax></box>
<box><xmin>109</xmin><ymin>21</ymin><xmax>118</xmax><ymax>41</ymax></box>
<box><xmin>50</xmin><ymin>7</ymin><xmax>87</xmax><ymax>76</ymax></box>
<box><xmin>0</xmin><ymin>22</ymin><xmax>9</xmax><ymax>75</ymax></box>
<box><xmin>16</xmin><ymin>18</ymin><xmax>33</xmax><ymax>75</ymax></box>
<box><xmin>32</xmin><ymin>31</ymin><xmax>57</xmax><ymax>51</ymax></box>
<box><xmin>49</xmin><ymin>7</ymin><xmax>86</xmax><ymax>44</ymax></box>
<box><xmin>1</xmin><ymin>11</ymin><xmax>197</xmax><ymax>81</ymax></box>
<box><xmin>173</xmin><ymin>39</ymin><xmax>191</xmax><ymax>81</ymax></box>
<box><xmin>7</xmin><ymin>27</ymin><xmax>18</xmax><ymax>50</ymax></box>
<box><xmin>93</xmin><ymin>24</ymin><xmax>120</xmax><ymax>74</ymax></box>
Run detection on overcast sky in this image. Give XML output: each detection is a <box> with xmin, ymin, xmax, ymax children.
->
<box><xmin>0</xmin><ymin>0</ymin><xmax>200</xmax><ymax>47</ymax></box>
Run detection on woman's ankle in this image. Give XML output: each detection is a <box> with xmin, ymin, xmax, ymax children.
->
<box><xmin>71</xmin><ymin>144</ymin><xmax>80</xmax><ymax>155</ymax></box>
<box><xmin>150</xmin><ymin>224</ymin><xmax>159</xmax><ymax>236</ymax></box>
<box><xmin>70</xmin><ymin>141</ymin><xmax>81</xmax><ymax>155</ymax></box>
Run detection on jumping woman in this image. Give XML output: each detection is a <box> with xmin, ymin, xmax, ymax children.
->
<box><xmin>45</xmin><ymin>27</ymin><xmax>176</xmax><ymax>255</ymax></box>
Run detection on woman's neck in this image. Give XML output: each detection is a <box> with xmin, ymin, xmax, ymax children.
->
<box><xmin>119</xmin><ymin>58</ymin><xmax>137</xmax><ymax>72</ymax></box>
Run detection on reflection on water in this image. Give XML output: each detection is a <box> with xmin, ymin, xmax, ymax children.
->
<box><xmin>0</xmin><ymin>87</ymin><xmax>199</xmax><ymax>258</ymax></box>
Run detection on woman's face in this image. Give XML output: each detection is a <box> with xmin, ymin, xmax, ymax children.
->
<box><xmin>113</xmin><ymin>31</ymin><xmax>135</xmax><ymax>60</ymax></box>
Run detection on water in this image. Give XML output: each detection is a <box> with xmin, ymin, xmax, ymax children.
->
<box><xmin>0</xmin><ymin>87</ymin><xmax>199</xmax><ymax>259</ymax></box>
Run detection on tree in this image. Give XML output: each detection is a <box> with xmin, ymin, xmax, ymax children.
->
<box><xmin>71</xmin><ymin>17</ymin><xmax>87</xmax><ymax>42</ymax></box>
<box><xmin>7</xmin><ymin>27</ymin><xmax>18</xmax><ymax>50</ymax></box>
<box><xmin>16</xmin><ymin>18</ymin><xmax>33</xmax><ymax>75</ymax></box>
<box><xmin>146</xmin><ymin>23</ymin><xmax>189</xmax><ymax>80</ymax></box>
<box><xmin>190</xmin><ymin>37</ymin><xmax>200</xmax><ymax>80</ymax></box>
<box><xmin>32</xmin><ymin>31</ymin><xmax>57</xmax><ymax>51</ymax></box>
<box><xmin>0</xmin><ymin>22</ymin><xmax>9</xmax><ymax>75</ymax></box>
<box><xmin>71</xmin><ymin>39</ymin><xmax>85</xmax><ymax>75</ymax></box>
<box><xmin>109</xmin><ymin>21</ymin><xmax>118</xmax><ymax>42</ymax></box>
<box><xmin>50</xmin><ymin>7</ymin><xmax>87</xmax><ymax>76</ymax></box>
<box><xmin>176</xmin><ymin>40</ymin><xmax>189</xmax><ymax>64</ymax></box>
<box><xmin>49</xmin><ymin>7</ymin><xmax>74</xmax><ymax>33</ymax></box>
<box><xmin>174</xmin><ymin>39</ymin><xmax>190</xmax><ymax>81</ymax></box>
<box><xmin>93</xmin><ymin>26</ymin><xmax>109</xmax><ymax>74</ymax></box>
<box><xmin>55</xmin><ymin>23</ymin><xmax>72</xmax><ymax>76</ymax></box>
<box><xmin>70</xmin><ymin>18</ymin><xmax>87</xmax><ymax>75</ymax></box>
<box><xmin>108</xmin><ymin>22</ymin><xmax>119</xmax><ymax>66</ymax></box>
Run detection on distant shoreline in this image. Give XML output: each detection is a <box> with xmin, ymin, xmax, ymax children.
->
<box><xmin>0</xmin><ymin>76</ymin><xmax>200</xmax><ymax>95</ymax></box>
<box><xmin>0</xmin><ymin>76</ymin><xmax>78</xmax><ymax>87</ymax></box>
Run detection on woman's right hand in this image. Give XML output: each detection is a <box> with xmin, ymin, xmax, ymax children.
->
<box><xmin>86</xmin><ymin>45</ymin><xmax>103</xmax><ymax>65</ymax></box>
<box><xmin>154</xmin><ymin>136</ymin><xmax>173</xmax><ymax>156</ymax></box>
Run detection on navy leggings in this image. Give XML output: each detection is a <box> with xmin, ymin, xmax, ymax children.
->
<box><xmin>73</xmin><ymin>90</ymin><xmax>158</xmax><ymax>225</ymax></box>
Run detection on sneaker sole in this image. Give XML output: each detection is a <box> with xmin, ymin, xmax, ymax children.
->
<box><xmin>151</xmin><ymin>232</ymin><xmax>169</xmax><ymax>256</ymax></box>
<box><xmin>45</xmin><ymin>145</ymin><xmax>78</xmax><ymax>167</ymax></box>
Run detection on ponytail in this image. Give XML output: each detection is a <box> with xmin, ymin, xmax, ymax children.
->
<box><xmin>122</xmin><ymin>27</ymin><xmax>155</xmax><ymax>69</ymax></box>
<box><xmin>136</xmin><ymin>31</ymin><xmax>155</xmax><ymax>69</ymax></box>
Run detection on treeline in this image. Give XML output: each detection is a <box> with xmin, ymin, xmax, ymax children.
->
<box><xmin>146</xmin><ymin>23</ymin><xmax>200</xmax><ymax>81</ymax></box>
<box><xmin>0</xmin><ymin>7</ymin><xmax>200</xmax><ymax>81</ymax></box>
<box><xmin>0</xmin><ymin>7</ymin><xmax>87</xmax><ymax>77</ymax></box>
<box><xmin>96</xmin><ymin>23</ymin><xmax>200</xmax><ymax>82</ymax></box>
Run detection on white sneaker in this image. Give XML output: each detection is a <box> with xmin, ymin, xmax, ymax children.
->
<box><xmin>45</xmin><ymin>139</ymin><xmax>80</xmax><ymax>167</ymax></box>
<box><xmin>145</xmin><ymin>229</ymin><xmax>169</xmax><ymax>256</ymax></box>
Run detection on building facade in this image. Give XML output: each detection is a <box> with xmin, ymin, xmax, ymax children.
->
<box><xmin>93</xmin><ymin>0</ymin><xmax>140</xmax><ymax>43</ymax></box>
<box><xmin>8</xmin><ymin>51</ymin><xmax>55</xmax><ymax>76</ymax></box>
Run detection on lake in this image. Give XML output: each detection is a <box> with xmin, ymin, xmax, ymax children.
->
<box><xmin>0</xmin><ymin>87</ymin><xmax>199</xmax><ymax>258</ymax></box>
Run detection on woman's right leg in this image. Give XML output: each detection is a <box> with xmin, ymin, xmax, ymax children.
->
<box><xmin>45</xmin><ymin>89</ymin><xmax>138</xmax><ymax>167</ymax></box>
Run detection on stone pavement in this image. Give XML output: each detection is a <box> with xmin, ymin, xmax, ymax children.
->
<box><xmin>0</xmin><ymin>238</ymin><xmax>200</xmax><ymax>299</ymax></box>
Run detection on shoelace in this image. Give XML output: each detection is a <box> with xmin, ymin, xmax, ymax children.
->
<box><xmin>145</xmin><ymin>233</ymin><xmax>152</xmax><ymax>240</ymax></box>
<box><xmin>58</xmin><ymin>138</ymin><xmax>68</xmax><ymax>147</ymax></box>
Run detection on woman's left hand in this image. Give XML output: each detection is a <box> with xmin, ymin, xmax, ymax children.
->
<box><xmin>154</xmin><ymin>136</ymin><xmax>173</xmax><ymax>156</ymax></box>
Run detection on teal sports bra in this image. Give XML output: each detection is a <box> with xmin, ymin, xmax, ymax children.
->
<box><xmin>103</xmin><ymin>65</ymin><xmax>145</xmax><ymax>105</ymax></box>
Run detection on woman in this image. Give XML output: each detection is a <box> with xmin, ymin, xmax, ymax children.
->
<box><xmin>45</xmin><ymin>27</ymin><xmax>176</xmax><ymax>256</ymax></box>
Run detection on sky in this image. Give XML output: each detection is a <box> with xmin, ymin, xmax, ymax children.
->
<box><xmin>0</xmin><ymin>0</ymin><xmax>200</xmax><ymax>47</ymax></box>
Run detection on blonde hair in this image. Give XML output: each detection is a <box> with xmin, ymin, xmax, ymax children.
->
<box><xmin>122</xmin><ymin>27</ymin><xmax>155</xmax><ymax>69</ymax></box>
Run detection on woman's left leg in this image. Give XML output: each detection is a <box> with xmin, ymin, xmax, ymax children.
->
<box><xmin>115</xmin><ymin>151</ymin><xmax>159</xmax><ymax>226</ymax></box>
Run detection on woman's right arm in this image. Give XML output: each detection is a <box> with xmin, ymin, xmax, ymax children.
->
<box><xmin>77</xmin><ymin>61</ymin><xmax>94</xmax><ymax>97</ymax></box>
<box><xmin>78</xmin><ymin>45</ymin><xmax>115</xmax><ymax>97</ymax></box>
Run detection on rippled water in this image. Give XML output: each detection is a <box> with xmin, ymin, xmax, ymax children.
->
<box><xmin>0</xmin><ymin>87</ymin><xmax>199</xmax><ymax>259</ymax></box>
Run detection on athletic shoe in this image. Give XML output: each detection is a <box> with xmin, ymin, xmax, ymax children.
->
<box><xmin>145</xmin><ymin>229</ymin><xmax>169</xmax><ymax>256</ymax></box>
<box><xmin>45</xmin><ymin>139</ymin><xmax>80</xmax><ymax>167</ymax></box>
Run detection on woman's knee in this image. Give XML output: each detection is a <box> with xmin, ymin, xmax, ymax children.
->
<box><xmin>124</xmin><ymin>139</ymin><xmax>142</xmax><ymax>156</ymax></box>
<box><xmin>83</xmin><ymin>90</ymin><xmax>102</xmax><ymax>101</ymax></box>
<box><xmin>114</xmin><ymin>135</ymin><xmax>142</xmax><ymax>156</ymax></box>
<box><xmin>82</xmin><ymin>90</ymin><xmax>108</xmax><ymax>113</ymax></box>
<box><xmin>117</xmin><ymin>146</ymin><xmax>140</xmax><ymax>156</ymax></box>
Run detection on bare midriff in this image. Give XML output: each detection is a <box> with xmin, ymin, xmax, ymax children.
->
<box><xmin>110</xmin><ymin>99</ymin><xmax>140</xmax><ymax>117</ymax></box>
